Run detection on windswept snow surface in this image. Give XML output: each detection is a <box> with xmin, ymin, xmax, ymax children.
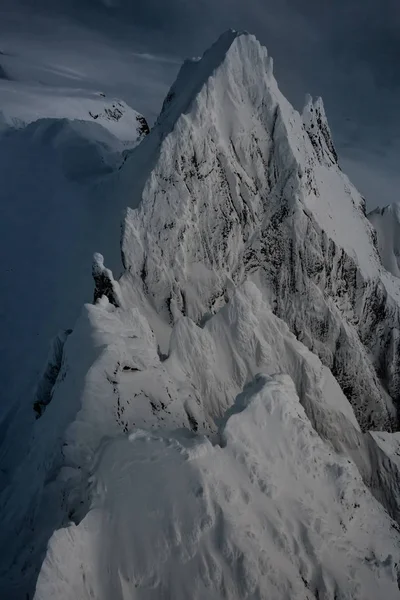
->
<box><xmin>368</xmin><ymin>203</ymin><xmax>400</xmax><ymax>278</ymax></box>
<box><xmin>35</xmin><ymin>375</ymin><xmax>400</xmax><ymax>600</ymax></box>
<box><xmin>3</xmin><ymin>29</ymin><xmax>400</xmax><ymax>600</ymax></box>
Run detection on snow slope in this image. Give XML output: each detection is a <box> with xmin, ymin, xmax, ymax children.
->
<box><xmin>368</xmin><ymin>203</ymin><xmax>400</xmax><ymax>278</ymax></box>
<box><xmin>2</xmin><ymin>29</ymin><xmax>400</xmax><ymax>600</ymax></box>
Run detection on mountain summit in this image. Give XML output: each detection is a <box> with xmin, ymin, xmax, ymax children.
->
<box><xmin>1</xmin><ymin>31</ymin><xmax>400</xmax><ymax>600</ymax></box>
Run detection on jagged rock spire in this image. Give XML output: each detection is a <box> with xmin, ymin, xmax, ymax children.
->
<box><xmin>136</xmin><ymin>114</ymin><xmax>150</xmax><ymax>137</ymax></box>
<box><xmin>302</xmin><ymin>94</ymin><xmax>338</xmax><ymax>164</ymax></box>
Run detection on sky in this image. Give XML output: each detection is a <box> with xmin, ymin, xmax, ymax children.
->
<box><xmin>0</xmin><ymin>0</ymin><xmax>399</xmax><ymax>208</ymax></box>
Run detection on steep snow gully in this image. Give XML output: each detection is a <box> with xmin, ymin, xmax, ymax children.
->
<box><xmin>2</xmin><ymin>30</ymin><xmax>400</xmax><ymax>600</ymax></box>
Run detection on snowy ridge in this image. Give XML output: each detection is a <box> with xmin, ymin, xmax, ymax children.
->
<box><xmin>368</xmin><ymin>202</ymin><xmax>400</xmax><ymax>278</ymax></box>
<box><xmin>2</xmin><ymin>29</ymin><xmax>400</xmax><ymax>600</ymax></box>
<box><xmin>3</xmin><ymin>282</ymin><xmax>400</xmax><ymax>599</ymax></box>
<box><xmin>0</xmin><ymin>79</ymin><xmax>149</xmax><ymax>143</ymax></box>
<box><xmin>35</xmin><ymin>375</ymin><xmax>400</xmax><ymax>600</ymax></box>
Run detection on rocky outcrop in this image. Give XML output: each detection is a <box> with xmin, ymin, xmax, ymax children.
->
<box><xmin>136</xmin><ymin>114</ymin><xmax>150</xmax><ymax>137</ymax></box>
<box><xmin>92</xmin><ymin>252</ymin><xmax>121</xmax><ymax>307</ymax></box>
<box><xmin>302</xmin><ymin>95</ymin><xmax>338</xmax><ymax>164</ymax></box>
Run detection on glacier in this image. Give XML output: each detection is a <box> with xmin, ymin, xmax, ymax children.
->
<box><xmin>1</xmin><ymin>29</ymin><xmax>400</xmax><ymax>600</ymax></box>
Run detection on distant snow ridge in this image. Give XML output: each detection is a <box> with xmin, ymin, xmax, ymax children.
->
<box><xmin>0</xmin><ymin>79</ymin><xmax>149</xmax><ymax>143</ymax></box>
<box><xmin>368</xmin><ymin>202</ymin><xmax>400</xmax><ymax>278</ymax></box>
<box><xmin>2</xmin><ymin>29</ymin><xmax>400</xmax><ymax>600</ymax></box>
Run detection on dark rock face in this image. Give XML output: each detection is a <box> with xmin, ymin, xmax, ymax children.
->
<box><xmin>92</xmin><ymin>253</ymin><xmax>120</xmax><ymax>307</ymax></box>
<box><xmin>302</xmin><ymin>96</ymin><xmax>339</xmax><ymax>165</ymax></box>
<box><xmin>93</xmin><ymin>270</ymin><xmax>119</xmax><ymax>306</ymax></box>
<box><xmin>243</xmin><ymin>201</ymin><xmax>399</xmax><ymax>431</ymax></box>
<box><xmin>136</xmin><ymin>114</ymin><xmax>150</xmax><ymax>137</ymax></box>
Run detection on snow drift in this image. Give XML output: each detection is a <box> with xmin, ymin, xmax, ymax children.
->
<box><xmin>1</xmin><ymin>29</ymin><xmax>400</xmax><ymax>600</ymax></box>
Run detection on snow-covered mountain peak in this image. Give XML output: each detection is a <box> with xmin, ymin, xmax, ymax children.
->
<box><xmin>122</xmin><ymin>29</ymin><xmax>382</xmax><ymax>290</ymax></box>
<box><xmin>116</xmin><ymin>31</ymin><xmax>400</xmax><ymax>431</ymax></box>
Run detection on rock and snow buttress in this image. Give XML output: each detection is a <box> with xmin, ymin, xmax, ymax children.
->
<box><xmin>1</xmin><ymin>29</ymin><xmax>400</xmax><ymax>600</ymax></box>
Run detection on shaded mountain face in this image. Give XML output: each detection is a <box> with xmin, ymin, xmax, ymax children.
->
<box><xmin>2</xmin><ymin>30</ymin><xmax>400</xmax><ymax>600</ymax></box>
